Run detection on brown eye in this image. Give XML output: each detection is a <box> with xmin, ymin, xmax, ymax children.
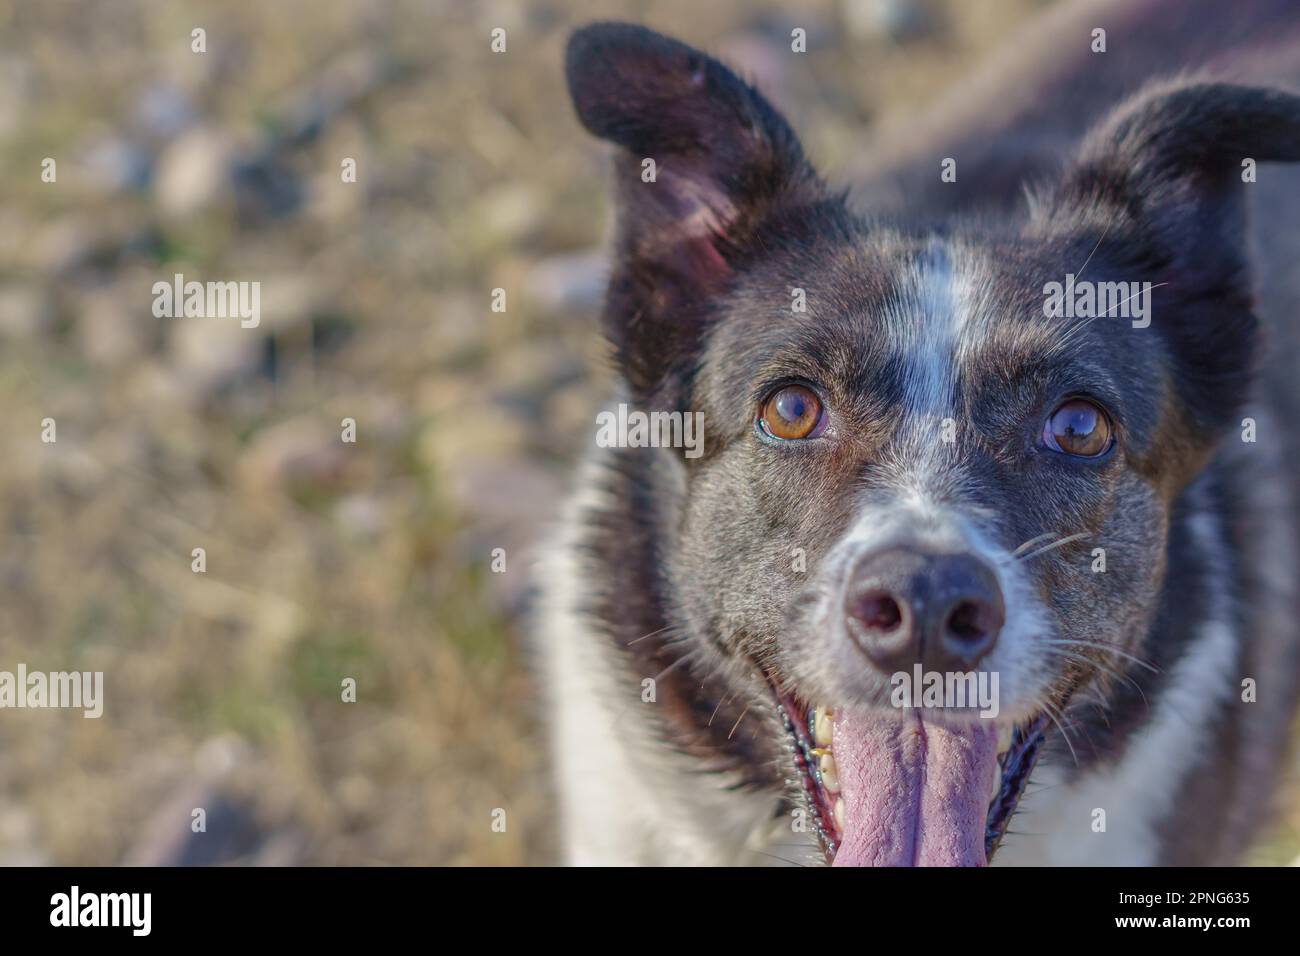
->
<box><xmin>1043</xmin><ymin>399</ymin><xmax>1113</xmax><ymax>457</ymax></box>
<box><xmin>760</xmin><ymin>384</ymin><xmax>824</xmax><ymax>440</ymax></box>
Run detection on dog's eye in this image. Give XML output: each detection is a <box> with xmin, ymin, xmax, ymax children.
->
<box><xmin>759</xmin><ymin>384</ymin><xmax>824</xmax><ymax>440</ymax></box>
<box><xmin>1042</xmin><ymin>399</ymin><xmax>1113</xmax><ymax>457</ymax></box>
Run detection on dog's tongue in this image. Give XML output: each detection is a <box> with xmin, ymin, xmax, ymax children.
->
<box><xmin>831</xmin><ymin>707</ymin><xmax>997</xmax><ymax>866</ymax></box>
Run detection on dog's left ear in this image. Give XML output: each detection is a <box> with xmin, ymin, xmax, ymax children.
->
<box><xmin>566</xmin><ymin>22</ymin><xmax>829</xmax><ymax>396</ymax></box>
<box><xmin>1030</xmin><ymin>81</ymin><xmax>1300</xmax><ymax>432</ymax></box>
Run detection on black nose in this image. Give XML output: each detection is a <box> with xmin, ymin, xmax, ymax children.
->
<box><xmin>843</xmin><ymin>546</ymin><xmax>1004</xmax><ymax>673</ymax></box>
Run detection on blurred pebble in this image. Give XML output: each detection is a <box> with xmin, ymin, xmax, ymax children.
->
<box><xmin>0</xmin><ymin>805</ymin><xmax>38</xmax><ymax>844</ymax></box>
<box><xmin>154</xmin><ymin>127</ymin><xmax>236</xmax><ymax>219</ymax></box>
<box><xmin>425</xmin><ymin>293</ymin><xmax>491</xmax><ymax>360</ymax></box>
<box><xmin>239</xmin><ymin>418</ymin><xmax>348</xmax><ymax>494</ymax></box>
<box><xmin>122</xmin><ymin>786</ymin><xmax>270</xmax><ymax>866</ymax></box>
<box><xmin>335</xmin><ymin>493</ymin><xmax>385</xmax><ymax>541</ymax></box>
<box><xmin>232</xmin><ymin>153</ymin><xmax>305</xmax><ymax>222</ymax></box>
<box><xmin>473</xmin><ymin>182</ymin><xmax>545</xmax><ymax>245</ymax></box>
<box><xmin>168</xmin><ymin>315</ymin><xmax>263</xmax><ymax>402</ymax></box>
<box><xmin>0</xmin><ymin>285</ymin><xmax>51</xmax><ymax>339</ymax></box>
<box><xmin>524</xmin><ymin>249</ymin><xmax>607</xmax><ymax>314</ymax></box>
<box><xmin>336</xmin><ymin>774</ymin><xmax>377</xmax><ymax>815</ymax></box>
<box><xmin>257</xmin><ymin>272</ymin><xmax>327</xmax><ymax>334</ymax></box>
<box><xmin>134</xmin><ymin>84</ymin><xmax>197</xmax><ymax>139</ymax></box>
<box><xmin>83</xmin><ymin>136</ymin><xmax>152</xmax><ymax>193</ymax></box>
<box><xmin>41</xmin><ymin>446</ymin><xmax>107</xmax><ymax>496</ymax></box>
<box><xmin>842</xmin><ymin>0</ymin><xmax>937</xmax><ymax>42</ymax></box>
<box><xmin>196</xmin><ymin>735</ymin><xmax>250</xmax><ymax>778</ymax></box>
<box><xmin>0</xmin><ymin>805</ymin><xmax>48</xmax><ymax>866</ymax></box>
<box><xmin>34</xmin><ymin>217</ymin><xmax>97</xmax><ymax>275</ymax></box>
<box><xmin>77</xmin><ymin>283</ymin><xmax>149</xmax><ymax>365</ymax></box>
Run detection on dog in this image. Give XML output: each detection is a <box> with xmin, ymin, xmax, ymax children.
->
<box><xmin>538</xmin><ymin>1</ymin><xmax>1300</xmax><ymax>866</ymax></box>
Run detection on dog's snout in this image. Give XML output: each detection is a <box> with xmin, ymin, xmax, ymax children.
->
<box><xmin>843</xmin><ymin>547</ymin><xmax>1005</xmax><ymax>673</ymax></box>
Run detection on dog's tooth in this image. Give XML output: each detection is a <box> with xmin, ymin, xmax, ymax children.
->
<box><xmin>814</xmin><ymin>706</ymin><xmax>833</xmax><ymax>747</ymax></box>
<box><xmin>989</xmin><ymin>759</ymin><xmax>1002</xmax><ymax>803</ymax></box>
<box><xmin>819</xmin><ymin>752</ymin><xmax>840</xmax><ymax>794</ymax></box>
<box><xmin>834</xmin><ymin>798</ymin><xmax>845</xmax><ymax>832</ymax></box>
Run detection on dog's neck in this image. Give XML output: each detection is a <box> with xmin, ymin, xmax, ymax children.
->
<box><xmin>580</xmin><ymin>444</ymin><xmax>783</xmax><ymax>787</ymax></box>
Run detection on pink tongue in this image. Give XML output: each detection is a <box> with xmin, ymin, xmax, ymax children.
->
<box><xmin>831</xmin><ymin>707</ymin><xmax>997</xmax><ymax>866</ymax></box>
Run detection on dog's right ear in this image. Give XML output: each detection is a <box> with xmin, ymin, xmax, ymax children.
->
<box><xmin>1030</xmin><ymin>81</ymin><xmax>1300</xmax><ymax>434</ymax></box>
<box><xmin>566</xmin><ymin>22</ymin><xmax>826</xmax><ymax>395</ymax></box>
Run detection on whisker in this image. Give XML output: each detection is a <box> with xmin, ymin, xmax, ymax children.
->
<box><xmin>627</xmin><ymin>624</ymin><xmax>677</xmax><ymax>646</ymax></box>
<box><xmin>1045</xmin><ymin>314</ymin><xmax>1101</xmax><ymax>357</ymax></box>
<box><xmin>1050</xmin><ymin>648</ymin><xmax>1147</xmax><ymax>701</ymax></box>
<box><xmin>1044</xmin><ymin>638</ymin><xmax>1159</xmax><ymax>674</ymax></box>
<box><xmin>1017</xmin><ymin>532</ymin><xmax>1090</xmax><ymax>562</ymax></box>
<box><xmin>649</xmin><ymin>654</ymin><xmax>692</xmax><ymax>683</ymax></box>
<box><xmin>1094</xmin><ymin>282</ymin><xmax>1169</xmax><ymax>319</ymax></box>
<box><xmin>728</xmin><ymin>705</ymin><xmax>751</xmax><ymax>740</ymax></box>
<box><xmin>1081</xmin><ymin>686</ymin><xmax>1114</xmax><ymax>725</ymax></box>
<box><xmin>1040</xmin><ymin>699</ymin><xmax>1081</xmax><ymax>767</ymax></box>
<box><xmin>1045</xmin><ymin>642</ymin><xmax>1159</xmax><ymax>712</ymax></box>
<box><xmin>1012</xmin><ymin>532</ymin><xmax>1060</xmax><ymax>557</ymax></box>
<box><xmin>1072</xmin><ymin>216</ymin><xmax>1114</xmax><ymax>281</ymax></box>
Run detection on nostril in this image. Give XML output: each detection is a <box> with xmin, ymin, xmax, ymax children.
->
<box><xmin>846</xmin><ymin>587</ymin><xmax>913</xmax><ymax>670</ymax></box>
<box><xmin>945</xmin><ymin>599</ymin><xmax>1001</xmax><ymax>644</ymax></box>
<box><xmin>854</xmin><ymin>593</ymin><xmax>903</xmax><ymax>632</ymax></box>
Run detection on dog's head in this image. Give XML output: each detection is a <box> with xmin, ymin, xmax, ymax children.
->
<box><xmin>566</xmin><ymin>22</ymin><xmax>1300</xmax><ymax>864</ymax></box>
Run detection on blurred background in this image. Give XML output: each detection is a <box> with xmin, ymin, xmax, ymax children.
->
<box><xmin>0</xmin><ymin>0</ymin><xmax>1294</xmax><ymax>865</ymax></box>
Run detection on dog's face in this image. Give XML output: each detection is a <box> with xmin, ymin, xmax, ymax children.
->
<box><xmin>685</xmin><ymin>233</ymin><xmax>1185</xmax><ymax>719</ymax></box>
<box><xmin>567</xmin><ymin>23</ymin><xmax>1300</xmax><ymax>864</ymax></box>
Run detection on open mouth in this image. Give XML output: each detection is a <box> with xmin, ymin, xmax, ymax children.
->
<box><xmin>772</xmin><ymin>684</ymin><xmax>1049</xmax><ymax>865</ymax></box>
